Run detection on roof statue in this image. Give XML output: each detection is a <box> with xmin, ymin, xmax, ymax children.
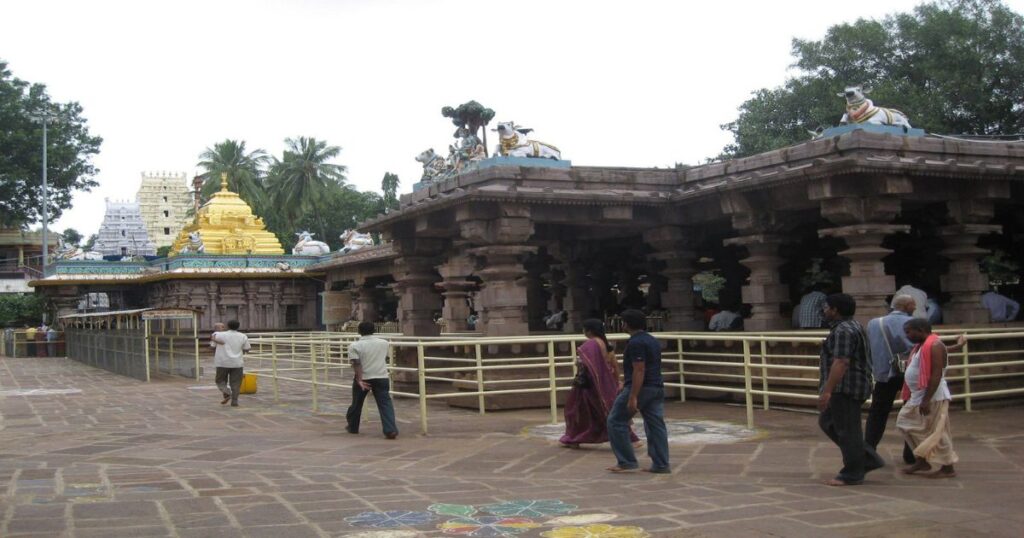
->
<box><xmin>168</xmin><ymin>173</ymin><xmax>284</xmax><ymax>256</ymax></box>
<box><xmin>493</xmin><ymin>121</ymin><xmax>561</xmax><ymax>159</ymax></box>
<box><xmin>340</xmin><ymin>229</ymin><xmax>373</xmax><ymax>253</ymax></box>
<box><xmin>838</xmin><ymin>85</ymin><xmax>911</xmax><ymax>127</ymax></box>
<box><xmin>56</xmin><ymin>237</ymin><xmax>103</xmax><ymax>261</ymax></box>
<box><xmin>292</xmin><ymin>231</ymin><xmax>331</xmax><ymax>256</ymax></box>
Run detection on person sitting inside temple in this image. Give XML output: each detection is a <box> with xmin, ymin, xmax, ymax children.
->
<box><xmin>793</xmin><ymin>284</ymin><xmax>828</xmax><ymax>329</ymax></box>
<box><xmin>709</xmin><ymin>304</ymin><xmax>743</xmax><ymax>331</ymax></box>
<box><xmin>545</xmin><ymin>309</ymin><xmax>568</xmax><ymax>331</ymax></box>
<box><xmin>982</xmin><ymin>290</ymin><xmax>1020</xmax><ymax>322</ymax></box>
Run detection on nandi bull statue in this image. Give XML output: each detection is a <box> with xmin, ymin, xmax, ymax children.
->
<box><xmin>838</xmin><ymin>85</ymin><xmax>911</xmax><ymax>128</ymax></box>
<box><xmin>56</xmin><ymin>237</ymin><xmax>103</xmax><ymax>261</ymax></box>
<box><xmin>292</xmin><ymin>231</ymin><xmax>331</xmax><ymax>256</ymax></box>
<box><xmin>416</xmin><ymin>148</ymin><xmax>450</xmax><ymax>183</ymax></box>
<box><xmin>339</xmin><ymin>229</ymin><xmax>374</xmax><ymax>253</ymax></box>
<box><xmin>179</xmin><ymin>231</ymin><xmax>205</xmax><ymax>254</ymax></box>
<box><xmin>493</xmin><ymin>121</ymin><xmax>561</xmax><ymax>159</ymax></box>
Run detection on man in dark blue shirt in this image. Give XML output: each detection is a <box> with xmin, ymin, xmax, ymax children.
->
<box><xmin>606</xmin><ymin>309</ymin><xmax>670</xmax><ymax>473</ymax></box>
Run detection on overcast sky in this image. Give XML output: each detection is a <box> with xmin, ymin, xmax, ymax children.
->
<box><xmin>4</xmin><ymin>0</ymin><xmax>1021</xmax><ymax>237</ymax></box>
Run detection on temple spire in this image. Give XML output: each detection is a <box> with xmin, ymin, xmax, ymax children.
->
<box><xmin>220</xmin><ymin>172</ymin><xmax>229</xmax><ymax>191</ymax></box>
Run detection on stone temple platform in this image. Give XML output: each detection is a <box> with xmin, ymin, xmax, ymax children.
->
<box><xmin>1</xmin><ymin>356</ymin><xmax>1022</xmax><ymax>537</ymax></box>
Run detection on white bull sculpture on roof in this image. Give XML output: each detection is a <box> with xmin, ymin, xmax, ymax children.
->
<box><xmin>339</xmin><ymin>229</ymin><xmax>374</xmax><ymax>253</ymax></box>
<box><xmin>493</xmin><ymin>121</ymin><xmax>561</xmax><ymax>159</ymax></box>
<box><xmin>838</xmin><ymin>85</ymin><xmax>911</xmax><ymax>128</ymax></box>
<box><xmin>292</xmin><ymin>231</ymin><xmax>331</xmax><ymax>256</ymax></box>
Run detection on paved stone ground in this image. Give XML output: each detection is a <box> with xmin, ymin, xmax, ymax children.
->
<box><xmin>1</xmin><ymin>356</ymin><xmax>1022</xmax><ymax>537</ymax></box>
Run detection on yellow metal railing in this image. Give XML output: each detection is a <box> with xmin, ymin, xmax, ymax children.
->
<box><xmin>244</xmin><ymin>328</ymin><xmax>1024</xmax><ymax>434</ymax></box>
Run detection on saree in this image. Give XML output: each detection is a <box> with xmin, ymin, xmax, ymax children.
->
<box><xmin>560</xmin><ymin>338</ymin><xmax>638</xmax><ymax>445</ymax></box>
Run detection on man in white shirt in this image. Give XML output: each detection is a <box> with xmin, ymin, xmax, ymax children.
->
<box><xmin>210</xmin><ymin>322</ymin><xmax>230</xmax><ymax>404</ymax></box>
<box><xmin>212</xmin><ymin>320</ymin><xmax>250</xmax><ymax>407</ymax></box>
<box><xmin>345</xmin><ymin>322</ymin><xmax>397</xmax><ymax>439</ymax></box>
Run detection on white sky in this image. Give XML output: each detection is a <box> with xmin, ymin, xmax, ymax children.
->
<box><xmin>4</xmin><ymin>0</ymin><xmax>1021</xmax><ymax>237</ymax></box>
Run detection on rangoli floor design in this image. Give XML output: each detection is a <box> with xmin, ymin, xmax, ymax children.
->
<box><xmin>525</xmin><ymin>419</ymin><xmax>759</xmax><ymax>445</ymax></box>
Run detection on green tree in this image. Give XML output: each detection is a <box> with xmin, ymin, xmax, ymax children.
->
<box><xmin>720</xmin><ymin>0</ymin><xmax>1024</xmax><ymax>158</ymax></box>
<box><xmin>381</xmin><ymin>172</ymin><xmax>400</xmax><ymax>212</ymax></box>
<box><xmin>0</xmin><ymin>60</ymin><xmax>102</xmax><ymax>227</ymax></box>
<box><xmin>265</xmin><ymin>137</ymin><xmax>349</xmax><ymax>240</ymax></box>
<box><xmin>441</xmin><ymin>100</ymin><xmax>496</xmax><ymax>156</ymax></box>
<box><xmin>60</xmin><ymin>228</ymin><xmax>83</xmax><ymax>246</ymax></box>
<box><xmin>294</xmin><ymin>187</ymin><xmax>382</xmax><ymax>250</ymax></box>
<box><xmin>196</xmin><ymin>139</ymin><xmax>269</xmax><ymax>210</ymax></box>
<box><xmin>0</xmin><ymin>294</ymin><xmax>45</xmax><ymax>326</ymax></box>
<box><xmin>82</xmin><ymin>233</ymin><xmax>98</xmax><ymax>251</ymax></box>
<box><xmin>156</xmin><ymin>245</ymin><xmax>171</xmax><ymax>258</ymax></box>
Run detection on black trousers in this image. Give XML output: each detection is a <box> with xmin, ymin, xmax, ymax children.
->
<box><xmin>865</xmin><ymin>373</ymin><xmax>915</xmax><ymax>464</ymax></box>
<box><xmin>215</xmin><ymin>367</ymin><xmax>244</xmax><ymax>405</ymax></box>
<box><xmin>819</xmin><ymin>392</ymin><xmax>882</xmax><ymax>483</ymax></box>
<box><xmin>346</xmin><ymin>378</ymin><xmax>398</xmax><ymax>435</ymax></box>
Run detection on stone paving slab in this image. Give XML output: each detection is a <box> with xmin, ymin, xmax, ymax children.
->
<box><xmin>1</xmin><ymin>356</ymin><xmax>1023</xmax><ymax>537</ymax></box>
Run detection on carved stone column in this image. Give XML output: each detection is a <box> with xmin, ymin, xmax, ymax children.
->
<box><xmin>644</xmin><ymin>226</ymin><xmax>701</xmax><ymax>331</ymax></box>
<box><xmin>820</xmin><ymin>224</ymin><xmax>909</xmax><ymax>322</ymax></box>
<box><xmin>562</xmin><ymin>262</ymin><xmax>592</xmax><ymax>333</ymax></box>
<box><xmin>394</xmin><ymin>256</ymin><xmax>442</xmax><ymax>337</ymax></box>
<box><xmin>437</xmin><ymin>251</ymin><xmax>476</xmax><ymax>333</ymax></box>
<box><xmin>723</xmin><ymin>234</ymin><xmax>789</xmax><ymax>331</ymax></box>
<box><xmin>940</xmin><ymin>223</ymin><xmax>1001</xmax><ymax>324</ymax></box>
<box><xmin>352</xmin><ymin>283</ymin><xmax>378</xmax><ymax>323</ymax></box>
<box><xmin>469</xmin><ymin>245</ymin><xmax>537</xmax><ymax>336</ymax></box>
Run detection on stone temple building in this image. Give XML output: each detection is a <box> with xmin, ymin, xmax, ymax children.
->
<box><xmin>136</xmin><ymin>171</ymin><xmax>192</xmax><ymax>248</ymax></box>
<box><xmin>93</xmin><ymin>199</ymin><xmax>157</xmax><ymax>257</ymax></box>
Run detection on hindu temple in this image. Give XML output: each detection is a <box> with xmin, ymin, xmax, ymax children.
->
<box><xmin>136</xmin><ymin>171</ymin><xmax>192</xmax><ymax>249</ymax></box>
<box><xmin>93</xmin><ymin>199</ymin><xmax>157</xmax><ymax>257</ymax></box>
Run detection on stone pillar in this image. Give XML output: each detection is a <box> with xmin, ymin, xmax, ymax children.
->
<box><xmin>644</xmin><ymin>226</ymin><xmax>701</xmax><ymax>331</ymax></box>
<box><xmin>469</xmin><ymin>245</ymin><xmax>536</xmax><ymax>336</ymax></box>
<box><xmin>353</xmin><ymin>283</ymin><xmax>379</xmax><ymax>323</ymax></box>
<box><xmin>563</xmin><ymin>263</ymin><xmax>592</xmax><ymax>333</ymax></box>
<box><xmin>394</xmin><ymin>256</ymin><xmax>441</xmax><ymax>337</ymax></box>
<box><xmin>819</xmin><ymin>224</ymin><xmax>909</xmax><ymax>323</ymax></box>
<box><xmin>940</xmin><ymin>224</ymin><xmax>1001</xmax><ymax>324</ymax></box>
<box><xmin>723</xmin><ymin>234</ymin><xmax>789</xmax><ymax>331</ymax></box>
<box><xmin>437</xmin><ymin>253</ymin><xmax>476</xmax><ymax>333</ymax></box>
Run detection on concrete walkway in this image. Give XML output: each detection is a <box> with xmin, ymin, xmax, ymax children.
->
<box><xmin>1</xmin><ymin>356</ymin><xmax>1022</xmax><ymax>537</ymax></box>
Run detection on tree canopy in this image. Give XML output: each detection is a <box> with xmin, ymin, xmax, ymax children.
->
<box><xmin>719</xmin><ymin>0</ymin><xmax>1024</xmax><ymax>158</ymax></box>
<box><xmin>0</xmin><ymin>60</ymin><xmax>102</xmax><ymax>227</ymax></box>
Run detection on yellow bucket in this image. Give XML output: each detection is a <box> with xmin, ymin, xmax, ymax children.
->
<box><xmin>240</xmin><ymin>373</ymin><xmax>257</xmax><ymax>394</ymax></box>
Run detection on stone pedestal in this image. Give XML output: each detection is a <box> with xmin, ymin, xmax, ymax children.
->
<box><xmin>820</xmin><ymin>224</ymin><xmax>909</xmax><ymax>323</ymax></box>
<box><xmin>724</xmin><ymin>234</ymin><xmax>789</xmax><ymax>331</ymax></box>
<box><xmin>394</xmin><ymin>257</ymin><xmax>441</xmax><ymax>337</ymax></box>
<box><xmin>940</xmin><ymin>224</ymin><xmax>1001</xmax><ymax>324</ymax></box>
<box><xmin>645</xmin><ymin>227</ymin><xmax>701</xmax><ymax>331</ymax></box>
<box><xmin>469</xmin><ymin>245</ymin><xmax>536</xmax><ymax>336</ymax></box>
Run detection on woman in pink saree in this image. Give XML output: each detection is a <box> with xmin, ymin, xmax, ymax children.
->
<box><xmin>560</xmin><ymin>319</ymin><xmax>640</xmax><ymax>447</ymax></box>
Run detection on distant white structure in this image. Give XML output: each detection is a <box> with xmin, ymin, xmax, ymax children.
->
<box><xmin>136</xmin><ymin>171</ymin><xmax>192</xmax><ymax>248</ymax></box>
<box><xmin>94</xmin><ymin>199</ymin><xmax>157</xmax><ymax>257</ymax></box>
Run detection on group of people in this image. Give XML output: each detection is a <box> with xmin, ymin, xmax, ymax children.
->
<box><xmin>16</xmin><ymin>323</ymin><xmax>59</xmax><ymax>357</ymax></box>
<box><xmin>818</xmin><ymin>292</ymin><xmax>964</xmax><ymax>485</ymax></box>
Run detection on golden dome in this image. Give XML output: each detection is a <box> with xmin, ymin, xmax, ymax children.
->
<box><xmin>169</xmin><ymin>173</ymin><xmax>284</xmax><ymax>256</ymax></box>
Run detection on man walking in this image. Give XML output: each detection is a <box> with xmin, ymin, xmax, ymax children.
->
<box><xmin>818</xmin><ymin>294</ymin><xmax>883</xmax><ymax>486</ymax></box>
<box><xmin>897</xmin><ymin>319</ymin><xmax>964</xmax><ymax>478</ymax></box>
<box><xmin>345</xmin><ymin>322</ymin><xmax>398</xmax><ymax>439</ymax></box>
<box><xmin>865</xmin><ymin>295</ymin><xmax>916</xmax><ymax>464</ymax></box>
<box><xmin>210</xmin><ymin>322</ymin><xmax>231</xmax><ymax>404</ymax></box>
<box><xmin>606</xmin><ymin>309</ymin><xmax>670</xmax><ymax>474</ymax></box>
<box><xmin>212</xmin><ymin>320</ymin><xmax>249</xmax><ymax>407</ymax></box>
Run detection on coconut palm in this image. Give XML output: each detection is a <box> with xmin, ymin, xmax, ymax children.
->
<box><xmin>196</xmin><ymin>139</ymin><xmax>270</xmax><ymax>210</ymax></box>
<box><xmin>265</xmin><ymin>137</ymin><xmax>348</xmax><ymax>239</ymax></box>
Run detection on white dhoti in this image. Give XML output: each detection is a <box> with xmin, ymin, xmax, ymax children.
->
<box><xmin>896</xmin><ymin>399</ymin><xmax>959</xmax><ymax>466</ymax></box>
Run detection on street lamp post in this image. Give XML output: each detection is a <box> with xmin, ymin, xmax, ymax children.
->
<box><xmin>30</xmin><ymin>111</ymin><xmax>59</xmax><ymax>271</ymax></box>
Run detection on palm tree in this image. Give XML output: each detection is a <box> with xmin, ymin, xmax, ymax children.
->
<box><xmin>196</xmin><ymin>139</ymin><xmax>270</xmax><ymax>210</ymax></box>
<box><xmin>265</xmin><ymin>137</ymin><xmax>348</xmax><ymax>239</ymax></box>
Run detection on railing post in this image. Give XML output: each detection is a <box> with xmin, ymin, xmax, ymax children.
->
<box><xmin>310</xmin><ymin>341</ymin><xmax>319</xmax><ymax>413</ymax></box>
<box><xmin>169</xmin><ymin>336</ymin><xmax>175</xmax><ymax>377</ymax></box>
<box><xmin>677</xmin><ymin>338</ymin><xmax>686</xmax><ymax>402</ymax></box>
<box><xmin>193</xmin><ymin>317</ymin><xmax>199</xmax><ymax>381</ymax></box>
<box><xmin>475</xmin><ymin>344</ymin><xmax>485</xmax><ymax>415</ymax></box>
<box><xmin>143</xmin><ymin>320</ymin><xmax>151</xmax><ymax>382</ymax></box>
<box><xmin>271</xmin><ymin>341</ymin><xmax>280</xmax><ymax>403</ymax></box>
<box><xmin>962</xmin><ymin>339</ymin><xmax>972</xmax><ymax>412</ymax></box>
<box><xmin>760</xmin><ymin>338</ymin><xmax>769</xmax><ymax>410</ymax></box>
<box><xmin>418</xmin><ymin>344</ymin><xmax>428</xmax><ymax>434</ymax></box>
<box><xmin>742</xmin><ymin>339</ymin><xmax>754</xmax><ymax>428</ymax></box>
<box><xmin>548</xmin><ymin>340</ymin><xmax>557</xmax><ymax>425</ymax></box>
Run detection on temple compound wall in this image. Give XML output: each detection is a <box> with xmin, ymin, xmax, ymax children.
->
<box><xmin>136</xmin><ymin>171</ymin><xmax>192</xmax><ymax>249</ymax></box>
<box><xmin>315</xmin><ymin>128</ymin><xmax>1024</xmax><ymax>336</ymax></box>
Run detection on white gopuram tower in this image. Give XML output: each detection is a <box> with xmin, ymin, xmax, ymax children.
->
<box><xmin>136</xmin><ymin>171</ymin><xmax>192</xmax><ymax>248</ymax></box>
<box><xmin>94</xmin><ymin>199</ymin><xmax>158</xmax><ymax>257</ymax></box>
